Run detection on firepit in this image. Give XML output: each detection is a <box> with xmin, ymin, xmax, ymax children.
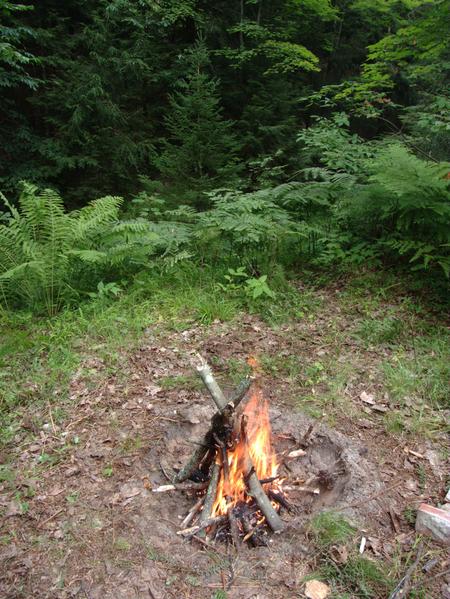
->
<box><xmin>169</xmin><ymin>355</ymin><xmax>292</xmax><ymax>546</ymax></box>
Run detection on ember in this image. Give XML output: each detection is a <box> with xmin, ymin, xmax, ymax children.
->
<box><xmin>175</xmin><ymin>354</ymin><xmax>288</xmax><ymax>546</ymax></box>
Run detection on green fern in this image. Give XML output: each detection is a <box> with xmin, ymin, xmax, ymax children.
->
<box><xmin>0</xmin><ymin>183</ymin><xmax>157</xmax><ymax>314</ymax></box>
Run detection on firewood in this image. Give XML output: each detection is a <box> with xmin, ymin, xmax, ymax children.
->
<box><xmin>180</xmin><ymin>497</ymin><xmax>204</xmax><ymax>528</ymax></box>
<box><xmin>228</xmin><ymin>376</ymin><xmax>251</xmax><ymax>409</ymax></box>
<box><xmin>241</xmin><ymin>415</ymin><xmax>284</xmax><ymax>533</ymax></box>
<box><xmin>177</xmin><ymin>515</ymin><xmax>227</xmax><ymax>538</ymax></box>
<box><xmin>194</xmin><ymin>353</ymin><xmax>227</xmax><ymax>411</ymax></box>
<box><xmin>200</xmin><ymin>462</ymin><xmax>221</xmax><ymax>524</ymax></box>
<box><xmin>173</xmin><ymin>442</ymin><xmax>209</xmax><ymax>483</ymax></box>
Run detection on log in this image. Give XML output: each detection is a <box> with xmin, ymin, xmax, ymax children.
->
<box><xmin>228</xmin><ymin>376</ymin><xmax>251</xmax><ymax>409</ymax></box>
<box><xmin>247</xmin><ymin>471</ymin><xmax>284</xmax><ymax>533</ymax></box>
<box><xmin>194</xmin><ymin>353</ymin><xmax>227</xmax><ymax>411</ymax></box>
<box><xmin>241</xmin><ymin>415</ymin><xmax>284</xmax><ymax>533</ymax></box>
<box><xmin>173</xmin><ymin>442</ymin><xmax>209</xmax><ymax>484</ymax></box>
<box><xmin>175</xmin><ymin>359</ymin><xmax>251</xmax><ymax>484</ymax></box>
<box><xmin>200</xmin><ymin>462</ymin><xmax>221</xmax><ymax>524</ymax></box>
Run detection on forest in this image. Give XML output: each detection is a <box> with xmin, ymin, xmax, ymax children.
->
<box><xmin>0</xmin><ymin>1</ymin><xmax>449</xmax><ymax>598</ymax></box>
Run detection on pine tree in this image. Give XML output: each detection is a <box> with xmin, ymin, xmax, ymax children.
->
<box><xmin>156</xmin><ymin>44</ymin><xmax>241</xmax><ymax>200</ymax></box>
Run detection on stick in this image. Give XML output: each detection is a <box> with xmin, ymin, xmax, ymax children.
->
<box><xmin>173</xmin><ymin>442</ymin><xmax>209</xmax><ymax>483</ymax></box>
<box><xmin>194</xmin><ymin>353</ymin><xmax>227</xmax><ymax>411</ymax></box>
<box><xmin>174</xmin><ymin>374</ymin><xmax>250</xmax><ymax>483</ymax></box>
<box><xmin>388</xmin><ymin>542</ymin><xmax>424</xmax><ymax>599</ymax></box>
<box><xmin>180</xmin><ymin>497</ymin><xmax>204</xmax><ymax>529</ymax></box>
<box><xmin>247</xmin><ymin>470</ymin><xmax>284</xmax><ymax>532</ymax></box>
<box><xmin>177</xmin><ymin>516</ymin><xmax>227</xmax><ymax>538</ymax></box>
<box><xmin>241</xmin><ymin>415</ymin><xmax>284</xmax><ymax>533</ymax></box>
<box><xmin>228</xmin><ymin>377</ymin><xmax>251</xmax><ymax>409</ymax></box>
<box><xmin>268</xmin><ymin>489</ymin><xmax>295</xmax><ymax>513</ymax></box>
<box><xmin>201</xmin><ymin>462</ymin><xmax>221</xmax><ymax>524</ymax></box>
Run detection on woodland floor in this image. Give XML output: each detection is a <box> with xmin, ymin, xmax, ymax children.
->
<box><xmin>0</xmin><ymin>274</ymin><xmax>449</xmax><ymax>599</ymax></box>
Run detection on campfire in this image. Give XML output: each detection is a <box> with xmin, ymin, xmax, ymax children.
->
<box><xmin>172</xmin><ymin>355</ymin><xmax>291</xmax><ymax>546</ymax></box>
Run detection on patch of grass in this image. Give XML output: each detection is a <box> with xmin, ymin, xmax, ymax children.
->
<box><xmin>309</xmin><ymin>511</ymin><xmax>355</xmax><ymax>548</ymax></box>
<box><xmin>354</xmin><ymin>316</ymin><xmax>404</xmax><ymax>345</ymax></box>
<box><xmin>383</xmin><ymin>327</ymin><xmax>449</xmax><ymax>410</ymax></box>
<box><xmin>321</xmin><ymin>555</ymin><xmax>392</xmax><ymax>598</ymax></box>
<box><xmin>114</xmin><ymin>537</ymin><xmax>131</xmax><ymax>552</ymax></box>
<box><xmin>260</xmin><ymin>353</ymin><xmax>302</xmax><ymax>380</ymax></box>
<box><xmin>403</xmin><ymin>507</ymin><xmax>416</xmax><ymax>526</ymax></box>
<box><xmin>159</xmin><ymin>374</ymin><xmax>202</xmax><ymax>391</ymax></box>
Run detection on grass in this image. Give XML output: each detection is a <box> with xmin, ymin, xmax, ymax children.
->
<box><xmin>308</xmin><ymin>511</ymin><xmax>355</xmax><ymax>548</ymax></box>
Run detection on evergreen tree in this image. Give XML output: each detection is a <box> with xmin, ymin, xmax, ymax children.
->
<box><xmin>156</xmin><ymin>44</ymin><xmax>241</xmax><ymax>202</ymax></box>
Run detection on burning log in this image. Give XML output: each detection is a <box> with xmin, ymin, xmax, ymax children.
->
<box><xmin>174</xmin><ymin>354</ymin><xmax>286</xmax><ymax>545</ymax></box>
<box><xmin>241</xmin><ymin>415</ymin><xmax>284</xmax><ymax>533</ymax></box>
<box><xmin>200</xmin><ymin>462</ymin><xmax>220</xmax><ymax>525</ymax></box>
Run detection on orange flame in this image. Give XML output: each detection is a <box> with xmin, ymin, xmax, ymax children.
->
<box><xmin>212</xmin><ymin>385</ymin><xmax>279</xmax><ymax>516</ymax></box>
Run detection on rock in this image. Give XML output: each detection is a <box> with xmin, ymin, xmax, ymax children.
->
<box><xmin>416</xmin><ymin>503</ymin><xmax>450</xmax><ymax>545</ymax></box>
<box><xmin>304</xmin><ymin>580</ymin><xmax>330</xmax><ymax>599</ymax></box>
<box><xmin>446</xmin><ymin>488</ymin><xmax>450</xmax><ymax>502</ymax></box>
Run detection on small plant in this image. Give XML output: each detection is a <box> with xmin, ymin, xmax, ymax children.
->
<box><xmin>309</xmin><ymin>511</ymin><xmax>355</xmax><ymax>548</ymax></box>
<box><xmin>403</xmin><ymin>506</ymin><xmax>416</xmax><ymax>526</ymax></box>
<box><xmin>245</xmin><ymin>274</ymin><xmax>276</xmax><ymax>301</ymax></box>
<box><xmin>102</xmin><ymin>465</ymin><xmax>113</xmax><ymax>478</ymax></box>
<box><xmin>87</xmin><ymin>281</ymin><xmax>123</xmax><ymax>301</ymax></box>
<box><xmin>114</xmin><ymin>537</ymin><xmax>131</xmax><ymax>551</ymax></box>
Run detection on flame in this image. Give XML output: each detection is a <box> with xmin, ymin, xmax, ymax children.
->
<box><xmin>212</xmin><ymin>385</ymin><xmax>279</xmax><ymax>516</ymax></box>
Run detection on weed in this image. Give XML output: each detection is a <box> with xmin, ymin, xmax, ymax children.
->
<box><xmin>309</xmin><ymin>511</ymin><xmax>355</xmax><ymax>548</ymax></box>
<box><xmin>403</xmin><ymin>507</ymin><xmax>416</xmax><ymax>526</ymax></box>
<box><xmin>355</xmin><ymin>316</ymin><xmax>404</xmax><ymax>345</ymax></box>
<box><xmin>102</xmin><ymin>466</ymin><xmax>113</xmax><ymax>478</ymax></box>
<box><xmin>120</xmin><ymin>435</ymin><xmax>144</xmax><ymax>454</ymax></box>
<box><xmin>159</xmin><ymin>375</ymin><xmax>201</xmax><ymax>391</ymax></box>
<box><xmin>114</xmin><ymin>537</ymin><xmax>131</xmax><ymax>551</ymax></box>
<box><xmin>321</xmin><ymin>555</ymin><xmax>392</xmax><ymax>598</ymax></box>
<box><xmin>416</xmin><ymin>464</ymin><xmax>426</xmax><ymax>492</ymax></box>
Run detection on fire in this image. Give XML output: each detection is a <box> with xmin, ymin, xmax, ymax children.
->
<box><xmin>212</xmin><ymin>385</ymin><xmax>279</xmax><ymax>516</ymax></box>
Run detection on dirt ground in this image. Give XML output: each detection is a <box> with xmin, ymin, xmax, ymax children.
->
<box><xmin>1</xmin><ymin>285</ymin><xmax>449</xmax><ymax>598</ymax></box>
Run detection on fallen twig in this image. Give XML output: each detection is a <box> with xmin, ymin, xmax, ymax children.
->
<box><xmin>177</xmin><ymin>515</ymin><xmax>227</xmax><ymax>538</ymax></box>
<box><xmin>388</xmin><ymin>542</ymin><xmax>424</xmax><ymax>599</ymax></box>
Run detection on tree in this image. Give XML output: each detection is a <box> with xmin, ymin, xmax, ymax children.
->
<box><xmin>156</xmin><ymin>43</ymin><xmax>241</xmax><ymax>202</ymax></box>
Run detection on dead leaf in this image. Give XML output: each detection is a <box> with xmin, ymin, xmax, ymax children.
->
<box><xmin>5</xmin><ymin>501</ymin><xmax>22</xmax><ymax>518</ymax></box>
<box><xmin>360</xmin><ymin>391</ymin><xmax>375</xmax><ymax>405</ymax></box>
<box><xmin>330</xmin><ymin>545</ymin><xmax>348</xmax><ymax>564</ymax></box>
<box><xmin>305</xmin><ymin>580</ymin><xmax>330</xmax><ymax>599</ymax></box>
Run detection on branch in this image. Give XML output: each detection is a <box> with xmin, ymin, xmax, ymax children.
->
<box><xmin>193</xmin><ymin>353</ymin><xmax>227</xmax><ymax>411</ymax></box>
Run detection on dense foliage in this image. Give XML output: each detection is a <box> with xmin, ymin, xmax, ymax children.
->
<box><xmin>0</xmin><ymin>0</ymin><xmax>449</xmax><ymax>313</ymax></box>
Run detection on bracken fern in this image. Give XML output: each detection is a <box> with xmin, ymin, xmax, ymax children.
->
<box><xmin>0</xmin><ymin>183</ymin><xmax>157</xmax><ymax>314</ymax></box>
